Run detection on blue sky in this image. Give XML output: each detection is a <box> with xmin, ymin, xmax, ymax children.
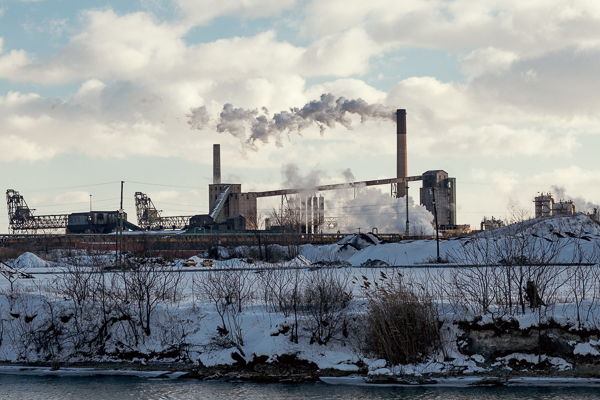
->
<box><xmin>1</xmin><ymin>0</ymin><xmax>599</xmax><ymax>233</ymax></box>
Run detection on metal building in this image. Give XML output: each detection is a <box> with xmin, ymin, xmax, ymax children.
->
<box><xmin>553</xmin><ymin>200</ymin><xmax>575</xmax><ymax>216</ymax></box>
<box><xmin>534</xmin><ymin>193</ymin><xmax>553</xmax><ymax>218</ymax></box>
<box><xmin>419</xmin><ymin>170</ymin><xmax>457</xmax><ymax>227</ymax></box>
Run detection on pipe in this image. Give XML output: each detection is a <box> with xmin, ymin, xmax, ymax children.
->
<box><xmin>396</xmin><ymin>109</ymin><xmax>407</xmax><ymax>198</ymax></box>
<box><xmin>213</xmin><ymin>144</ymin><xmax>221</xmax><ymax>184</ymax></box>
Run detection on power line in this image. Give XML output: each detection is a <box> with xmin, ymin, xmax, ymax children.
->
<box><xmin>20</xmin><ymin>181</ymin><xmax>121</xmax><ymax>193</ymax></box>
<box><xmin>126</xmin><ymin>181</ymin><xmax>202</xmax><ymax>189</ymax></box>
<box><xmin>30</xmin><ymin>198</ymin><xmax>120</xmax><ymax>207</ymax></box>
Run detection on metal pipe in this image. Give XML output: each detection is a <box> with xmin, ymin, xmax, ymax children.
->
<box><xmin>405</xmin><ymin>186</ymin><xmax>410</xmax><ymax>235</ymax></box>
<box><xmin>251</xmin><ymin>175</ymin><xmax>422</xmax><ymax>198</ymax></box>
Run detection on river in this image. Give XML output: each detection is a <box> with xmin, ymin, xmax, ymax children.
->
<box><xmin>1</xmin><ymin>375</ymin><xmax>600</xmax><ymax>400</ymax></box>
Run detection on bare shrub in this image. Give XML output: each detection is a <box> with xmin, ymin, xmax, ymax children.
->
<box><xmin>259</xmin><ymin>267</ymin><xmax>304</xmax><ymax>342</ymax></box>
<box><xmin>359</xmin><ymin>271</ymin><xmax>439</xmax><ymax>365</ymax></box>
<box><xmin>301</xmin><ymin>268</ymin><xmax>352</xmax><ymax>345</ymax></box>
<box><xmin>449</xmin><ymin>220</ymin><xmax>572</xmax><ymax>316</ymax></box>
<box><xmin>193</xmin><ymin>266</ymin><xmax>258</xmax><ymax>347</ymax></box>
<box><xmin>119</xmin><ymin>256</ymin><xmax>185</xmax><ymax>338</ymax></box>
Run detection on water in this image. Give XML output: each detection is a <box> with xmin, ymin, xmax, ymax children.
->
<box><xmin>1</xmin><ymin>375</ymin><xmax>600</xmax><ymax>400</ymax></box>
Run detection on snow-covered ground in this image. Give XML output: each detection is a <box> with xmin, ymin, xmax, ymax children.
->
<box><xmin>0</xmin><ymin>213</ymin><xmax>599</xmax><ymax>379</ymax></box>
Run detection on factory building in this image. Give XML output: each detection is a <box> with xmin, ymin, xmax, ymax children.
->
<box><xmin>203</xmin><ymin>109</ymin><xmax>465</xmax><ymax>234</ymax></box>
<box><xmin>208</xmin><ymin>184</ymin><xmax>258</xmax><ymax>224</ymax></box>
<box><xmin>534</xmin><ymin>192</ymin><xmax>576</xmax><ymax>218</ymax></box>
<box><xmin>419</xmin><ymin>170</ymin><xmax>457</xmax><ymax>227</ymax></box>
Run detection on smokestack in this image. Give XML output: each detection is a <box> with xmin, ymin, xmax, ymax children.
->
<box><xmin>213</xmin><ymin>144</ymin><xmax>221</xmax><ymax>184</ymax></box>
<box><xmin>396</xmin><ymin>109</ymin><xmax>407</xmax><ymax>198</ymax></box>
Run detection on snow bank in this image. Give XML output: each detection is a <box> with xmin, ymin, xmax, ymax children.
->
<box><xmin>12</xmin><ymin>252</ymin><xmax>48</xmax><ymax>269</ymax></box>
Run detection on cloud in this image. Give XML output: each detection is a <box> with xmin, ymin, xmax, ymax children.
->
<box><xmin>0</xmin><ymin>1</ymin><xmax>598</xmax><ymax>180</ymax></box>
<box><xmin>461</xmin><ymin>47</ymin><xmax>520</xmax><ymax>77</ymax></box>
<box><xmin>0</xmin><ymin>9</ymin><xmax>379</xmax><ymax>87</ymax></box>
<box><xmin>303</xmin><ymin>0</ymin><xmax>600</xmax><ymax>56</ymax></box>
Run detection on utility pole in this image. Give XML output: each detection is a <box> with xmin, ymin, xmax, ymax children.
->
<box><xmin>430</xmin><ymin>187</ymin><xmax>440</xmax><ymax>262</ymax></box>
<box><xmin>405</xmin><ymin>184</ymin><xmax>410</xmax><ymax>236</ymax></box>
<box><xmin>119</xmin><ymin>181</ymin><xmax>124</xmax><ymax>266</ymax></box>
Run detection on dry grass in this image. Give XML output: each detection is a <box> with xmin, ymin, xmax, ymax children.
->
<box><xmin>361</xmin><ymin>272</ymin><xmax>439</xmax><ymax>365</ymax></box>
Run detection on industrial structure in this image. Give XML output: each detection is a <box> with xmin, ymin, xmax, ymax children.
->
<box><xmin>534</xmin><ymin>192</ymin><xmax>576</xmax><ymax>218</ymax></box>
<box><xmin>134</xmin><ymin>192</ymin><xmax>191</xmax><ymax>230</ymax></box>
<box><xmin>6</xmin><ymin>108</ymin><xmax>466</xmax><ymax>235</ymax></box>
<box><xmin>6</xmin><ymin>189</ymin><xmax>67</xmax><ymax>234</ymax></box>
<box><xmin>480</xmin><ymin>216</ymin><xmax>505</xmax><ymax>231</ymax></box>
<box><xmin>200</xmin><ymin>109</ymin><xmax>463</xmax><ymax>234</ymax></box>
<box><xmin>6</xmin><ymin>189</ymin><xmax>133</xmax><ymax>234</ymax></box>
<box><xmin>419</xmin><ymin>170</ymin><xmax>456</xmax><ymax>227</ymax></box>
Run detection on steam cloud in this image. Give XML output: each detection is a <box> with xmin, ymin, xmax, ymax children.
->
<box><xmin>551</xmin><ymin>186</ymin><xmax>599</xmax><ymax>213</ymax></box>
<box><xmin>274</xmin><ymin>164</ymin><xmax>434</xmax><ymax>234</ymax></box>
<box><xmin>282</xmin><ymin>164</ymin><xmax>329</xmax><ymax>190</ymax></box>
<box><xmin>325</xmin><ymin>187</ymin><xmax>434</xmax><ymax>235</ymax></box>
<box><xmin>188</xmin><ymin>93</ymin><xmax>395</xmax><ymax>148</ymax></box>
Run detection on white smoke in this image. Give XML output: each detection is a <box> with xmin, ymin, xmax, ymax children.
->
<box><xmin>275</xmin><ymin>164</ymin><xmax>434</xmax><ymax>234</ymax></box>
<box><xmin>188</xmin><ymin>93</ymin><xmax>395</xmax><ymax>149</ymax></box>
<box><xmin>324</xmin><ymin>187</ymin><xmax>434</xmax><ymax>235</ymax></box>
<box><xmin>550</xmin><ymin>186</ymin><xmax>599</xmax><ymax>213</ymax></box>
<box><xmin>281</xmin><ymin>164</ymin><xmax>329</xmax><ymax>190</ymax></box>
<box><xmin>340</xmin><ymin>168</ymin><xmax>355</xmax><ymax>182</ymax></box>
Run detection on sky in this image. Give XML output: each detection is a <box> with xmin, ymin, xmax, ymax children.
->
<box><xmin>1</xmin><ymin>0</ymin><xmax>599</xmax><ymax>234</ymax></box>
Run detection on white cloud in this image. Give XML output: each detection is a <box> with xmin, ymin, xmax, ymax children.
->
<box><xmin>303</xmin><ymin>0</ymin><xmax>600</xmax><ymax>56</ymax></box>
<box><xmin>0</xmin><ymin>135</ymin><xmax>57</xmax><ymax>162</ymax></box>
<box><xmin>299</xmin><ymin>28</ymin><xmax>384</xmax><ymax>77</ymax></box>
<box><xmin>0</xmin><ymin>10</ymin><xmax>379</xmax><ymax>86</ymax></box>
<box><xmin>461</xmin><ymin>47</ymin><xmax>519</xmax><ymax>77</ymax></box>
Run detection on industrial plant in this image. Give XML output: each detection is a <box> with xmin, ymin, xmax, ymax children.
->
<box><xmin>5</xmin><ymin>109</ymin><xmax>465</xmax><ymax>237</ymax></box>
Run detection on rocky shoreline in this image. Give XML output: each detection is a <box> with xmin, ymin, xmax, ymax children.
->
<box><xmin>1</xmin><ymin>352</ymin><xmax>599</xmax><ymax>386</ymax></box>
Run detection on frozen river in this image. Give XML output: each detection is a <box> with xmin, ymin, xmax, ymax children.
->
<box><xmin>1</xmin><ymin>375</ymin><xmax>600</xmax><ymax>400</ymax></box>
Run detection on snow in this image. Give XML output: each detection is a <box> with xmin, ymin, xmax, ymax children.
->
<box><xmin>573</xmin><ymin>342</ymin><xmax>600</xmax><ymax>356</ymax></box>
<box><xmin>368</xmin><ymin>368</ymin><xmax>392</xmax><ymax>375</ymax></box>
<box><xmin>0</xmin><ymin>213</ymin><xmax>599</xmax><ymax>379</ymax></box>
<box><xmin>470</xmin><ymin>354</ymin><xmax>485</xmax><ymax>363</ymax></box>
<box><xmin>365</xmin><ymin>358</ymin><xmax>386</xmax><ymax>371</ymax></box>
<box><xmin>492</xmin><ymin>353</ymin><xmax>573</xmax><ymax>371</ymax></box>
<box><xmin>11</xmin><ymin>252</ymin><xmax>48</xmax><ymax>270</ymax></box>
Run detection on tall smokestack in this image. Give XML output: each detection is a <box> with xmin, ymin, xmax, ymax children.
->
<box><xmin>396</xmin><ymin>109</ymin><xmax>407</xmax><ymax>198</ymax></box>
<box><xmin>213</xmin><ymin>144</ymin><xmax>221</xmax><ymax>184</ymax></box>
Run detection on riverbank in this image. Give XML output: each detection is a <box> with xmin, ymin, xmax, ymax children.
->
<box><xmin>2</xmin><ymin>362</ymin><xmax>600</xmax><ymax>388</ymax></box>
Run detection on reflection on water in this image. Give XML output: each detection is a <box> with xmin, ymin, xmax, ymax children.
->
<box><xmin>1</xmin><ymin>375</ymin><xmax>600</xmax><ymax>400</ymax></box>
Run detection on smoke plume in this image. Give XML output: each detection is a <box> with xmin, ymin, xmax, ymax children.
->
<box><xmin>550</xmin><ymin>186</ymin><xmax>599</xmax><ymax>213</ymax></box>
<box><xmin>188</xmin><ymin>93</ymin><xmax>395</xmax><ymax>148</ymax></box>
<box><xmin>274</xmin><ymin>164</ymin><xmax>434</xmax><ymax>234</ymax></box>
<box><xmin>282</xmin><ymin>164</ymin><xmax>329</xmax><ymax>190</ymax></box>
<box><xmin>324</xmin><ymin>187</ymin><xmax>434</xmax><ymax>235</ymax></box>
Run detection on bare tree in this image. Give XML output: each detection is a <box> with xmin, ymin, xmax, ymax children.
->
<box><xmin>119</xmin><ymin>256</ymin><xmax>185</xmax><ymax>337</ymax></box>
<box><xmin>193</xmin><ymin>266</ymin><xmax>258</xmax><ymax>347</ymax></box>
<box><xmin>301</xmin><ymin>268</ymin><xmax>352</xmax><ymax>345</ymax></box>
